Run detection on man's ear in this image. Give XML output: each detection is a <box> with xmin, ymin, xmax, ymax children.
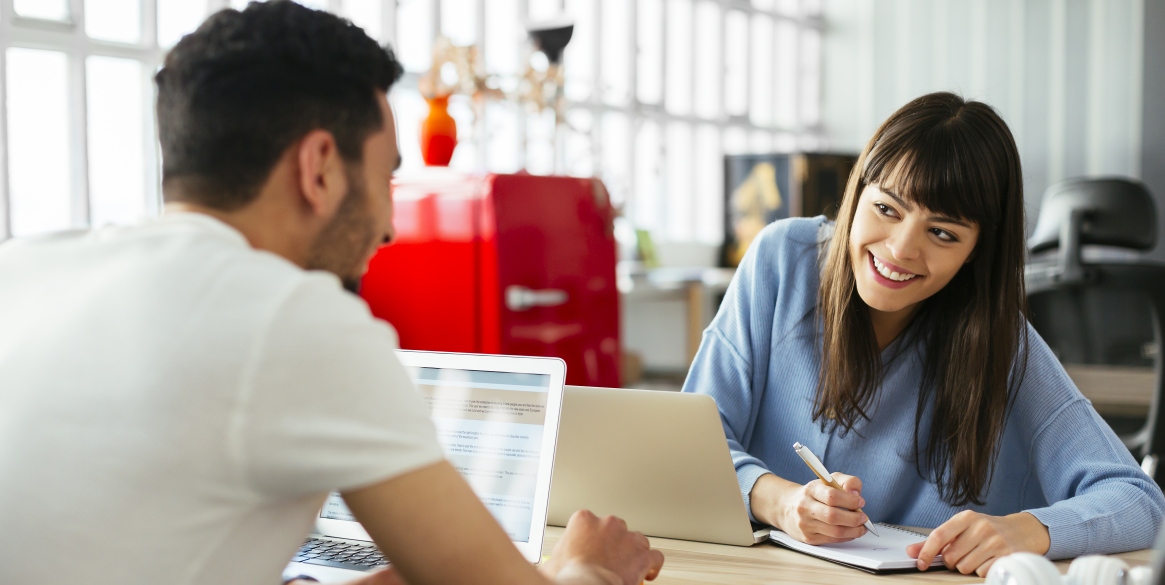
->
<box><xmin>296</xmin><ymin>129</ymin><xmax>348</xmax><ymax>218</ymax></box>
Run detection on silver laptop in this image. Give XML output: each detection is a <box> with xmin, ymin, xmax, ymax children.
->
<box><xmin>547</xmin><ymin>386</ymin><xmax>769</xmax><ymax>546</ymax></box>
<box><xmin>283</xmin><ymin>350</ymin><xmax>566</xmax><ymax>583</ymax></box>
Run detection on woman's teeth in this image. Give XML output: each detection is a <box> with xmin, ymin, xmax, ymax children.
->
<box><xmin>872</xmin><ymin>255</ymin><xmax>917</xmax><ymax>282</ymax></box>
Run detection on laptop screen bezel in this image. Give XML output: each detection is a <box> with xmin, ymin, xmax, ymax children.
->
<box><xmin>313</xmin><ymin>349</ymin><xmax>566</xmax><ymax>564</ymax></box>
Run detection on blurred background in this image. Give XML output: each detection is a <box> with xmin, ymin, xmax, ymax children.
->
<box><xmin>0</xmin><ymin>1</ymin><xmax>1162</xmax><ymax>437</ymax></box>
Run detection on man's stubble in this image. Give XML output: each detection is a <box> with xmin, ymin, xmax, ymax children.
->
<box><xmin>305</xmin><ymin>165</ymin><xmax>380</xmax><ymax>294</ymax></box>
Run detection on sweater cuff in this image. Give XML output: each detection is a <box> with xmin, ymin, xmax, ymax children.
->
<box><xmin>737</xmin><ymin>464</ymin><xmax>773</xmax><ymax>523</ymax></box>
<box><xmin>1027</xmin><ymin>505</ymin><xmax>1087</xmax><ymax>560</ymax></box>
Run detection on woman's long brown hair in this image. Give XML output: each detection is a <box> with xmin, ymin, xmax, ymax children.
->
<box><xmin>816</xmin><ymin>92</ymin><xmax>1029</xmax><ymax>506</ymax></box>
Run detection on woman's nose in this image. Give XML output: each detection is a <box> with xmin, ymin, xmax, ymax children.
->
<box><xmin>885</xmin><ymin>228</ymin><xmax>922</xmax><ymax>262</ymax></box>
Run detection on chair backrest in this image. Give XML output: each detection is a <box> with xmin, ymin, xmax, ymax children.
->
<box><xmin>1028</xmin><ymin>177</ymin><xmax>1156</xmax><ymax>254</ymax></box>
<box><xmin>1025</xmin><ymin>178</ymin><xmax>1165</xmax><ymax>487</ymax></box>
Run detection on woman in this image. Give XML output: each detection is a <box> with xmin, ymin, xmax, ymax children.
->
<box><xmin>683</xmin><ymin>92</ymin><xmax>1165</xmax><ymax>577</ymax></box>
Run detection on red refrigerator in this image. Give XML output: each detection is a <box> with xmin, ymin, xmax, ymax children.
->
<box><xmin>360</xmin><ymin>171</ymin><xmax>621</xmax><ymax>387</ymax></box>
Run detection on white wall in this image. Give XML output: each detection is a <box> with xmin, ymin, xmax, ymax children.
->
<box><xmin>822</xmin><ymin>0</ymin><xmax>1147</xmax><ymax>243</ymax></box>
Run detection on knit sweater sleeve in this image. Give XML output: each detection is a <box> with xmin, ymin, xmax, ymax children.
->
<box><xmin>1017</xmin><ymin>325</ymin><xmax>1165</xmax><ymax>558</ymax></box>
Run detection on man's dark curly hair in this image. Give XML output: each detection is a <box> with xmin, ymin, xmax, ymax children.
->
<box><xmin>155</xmin><ymin>0</ymin><xmax>404</xmax><ymax>210</ymax></box>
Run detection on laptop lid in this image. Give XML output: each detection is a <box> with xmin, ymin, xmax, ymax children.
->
<box><xmin>547</xmin><ymin>386</ymin><xmax>764</xmax><ymax>546</ymax></box>
<box><xmin>313</xmin><ymin>350</ymin><xmax>566</xmax><ymax>563</ymax></box>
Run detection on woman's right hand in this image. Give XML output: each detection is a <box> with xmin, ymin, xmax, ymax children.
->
<box><xmin>749</xmin><ymin>472</ymin><xmax>869</xmax><ymax>545</ymax></box>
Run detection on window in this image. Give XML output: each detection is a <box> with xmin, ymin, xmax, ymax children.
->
<box><xmin>7</xmin><ymin>49</ymin><xmax>71</xmax><ymax>237</ymax></box>
<box><xmin>387</xmin><ymin>0</ymin><xmax>823</xmax><ymax>245</ymax></box>
<box><xmin>0</xmin><ymin>0</ymin><xmax>823</xmax><ymax>248</ymax></box>
<box><xmin>1</xmin><ymin>0</ymin><xmax>178</xmax><ymax>240</ymax></box>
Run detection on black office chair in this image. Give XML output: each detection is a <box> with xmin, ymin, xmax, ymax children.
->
<box><xmin>1026</xmin><ymin>178</ymin><xmax>1165</xmax><ymax>487</ymax></box>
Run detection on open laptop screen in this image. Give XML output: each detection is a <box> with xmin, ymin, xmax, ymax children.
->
<box><xmin>319</xmin><ymin>364</ymin><xmax>554</xmax><ymax>544</ymax></box>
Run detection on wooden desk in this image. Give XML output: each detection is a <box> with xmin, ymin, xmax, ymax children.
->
<box><xmin>541</xmin><ymin>527</ymin><xmax>1151</xmax><ymax>584</ymax></box>
<box><xmin>1065</xmin><ymin>364</ymin><xmax>1155</xmax><ymax>417</ymax></box>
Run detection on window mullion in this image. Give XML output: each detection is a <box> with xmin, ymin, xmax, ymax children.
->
<box><xmin>590</xmin><ymin>0</ymin><xmax>601</xmax><ymax>177</ymax></box>
<box><xmin>476</xmin><ymin>0</ymin><xmax>486</xmax><ymax>172</ymax></box>
<box><xmin>142</xmin><ymin>0</ymin><xmax>157</xmax><ymax>50</ymax></box>
<box><xmin>626</xmin><ymin>0</ymin><xmax>637</xmax><ymax>221</ymax></box>
<box><xmin>656</xmin><ymin>0</ymin><xmax>667</xmax><ymax>239</ymax></box>
<box><xmin>69</xmin><ymin>0</ymin><xmax>90</xmax><ymax>228</ymax></box>
<box><xmin>517</xmin><ymin>0</ymin><xmax>528</xmax><ymax>170</ymax></box>
<box><xmin>0</xmin><ymin>1</ymin><xmax>13</xmax><ymax>240</ymax></box>
<box><xmin>382</xmin><ymin>0</ymin><xmax>396</xmax><ymax>47</ymax></box>
<box><xmin>688</xmin><ymin>0</ymin><xmax>698</xmax><ymax>239</ymax></box>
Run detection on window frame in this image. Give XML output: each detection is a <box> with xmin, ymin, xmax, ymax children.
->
<box><xmin>0</xmin><ymin>0</ymin><xmax>186</xmax><ymax>240</ymax></box>
<box><xmin>392</xmin><ymin>0</ymin><xmax>825</xmax><ymax>244</ymax></box>
<box><xmin>0</xmin><ymin>0</ymin><xmax>823</xmax><ymax>245</ymax></box>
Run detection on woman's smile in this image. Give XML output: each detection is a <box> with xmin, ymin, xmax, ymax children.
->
<box><xmin>868</xmin><ymin>251</ymin><xmax>922</xmax><ymax>288</ymax></box>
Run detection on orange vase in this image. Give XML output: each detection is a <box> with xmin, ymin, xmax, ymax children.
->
<box><xmin>420</xmin><ymin>96</ymin><xmax>457</xmax><ymax>166</ymax></box>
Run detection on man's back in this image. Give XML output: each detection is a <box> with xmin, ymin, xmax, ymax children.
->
<box><xmin>0</xmin><ymin>214</ymin><xmax>443</xmax><ymax>585</ymax></box>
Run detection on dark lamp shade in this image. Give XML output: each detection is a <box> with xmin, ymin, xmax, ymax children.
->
<box><xmin>528</xmin><ymin>24</ymin><xmax>573</xmax><ymax>64</ymax></box>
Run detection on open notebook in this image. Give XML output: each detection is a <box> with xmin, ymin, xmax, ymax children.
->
<box><xmin>769</xmin><ymin>524</ymin><xmax>943</xmax><ymax>574</ymax></box>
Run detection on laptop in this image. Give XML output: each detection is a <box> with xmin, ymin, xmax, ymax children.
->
<box><xmin>547</xmin><ymin>385</ymin><xmax>769</xmax><ymax>546</ymax></box>
<box><xmin>283</xmin><ymin>350</ymin><xmax>566</xmax><ymax>583</ymax></box>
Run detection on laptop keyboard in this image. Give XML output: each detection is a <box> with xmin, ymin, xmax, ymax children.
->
<box><xmin>293</xmin><ymin>537</ymin><xmax>389</xmax><ymax>571</ymax></box>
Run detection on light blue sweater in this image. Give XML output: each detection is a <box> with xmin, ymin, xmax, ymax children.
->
<box><xmin>682</xmin><ymin>216</ymin><xmax>1165</xmax><ymax>559</ymax></box>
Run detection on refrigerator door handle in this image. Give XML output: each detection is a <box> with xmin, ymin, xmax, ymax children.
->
<box><xmin>505</xmin><ymin>285</ymin><xmax>569</xmax><ymax>311</ymax></box>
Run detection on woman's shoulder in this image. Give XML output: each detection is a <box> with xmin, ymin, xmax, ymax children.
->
<box><xmin>748</xmin><ymin>216</ymin><xmax>831</xmax><ymax>265</ymax></box>
<box><xmin>732</xmin><ymin>216</ymin><xmax>830</xmax><ymax>317</ymax></box>
<box><xmin>1009</xmin><ymin>321</ymin><xmax>1091</xmax><ymax>425</ymax></box>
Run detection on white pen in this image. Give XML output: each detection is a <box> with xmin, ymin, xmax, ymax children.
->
<box><xmin>792</xmin><ymin>442</ymin><xmax>880</xmax><ymax>537</ymax></box>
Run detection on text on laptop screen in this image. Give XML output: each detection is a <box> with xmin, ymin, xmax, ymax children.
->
<box><xmin>320</xmin><ymin>367</ymin><xmax>551</xmax><ymax>544</ymax></box>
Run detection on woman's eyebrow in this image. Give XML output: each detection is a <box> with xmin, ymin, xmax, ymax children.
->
<box><xmin>883</xmin><ymin>189</ymin><xmax>972</xmax><ymax>228</ymax></box>
<box><xmin>931</xmin><ymin>214</ymin><xmax>972</xmax><ymax>228</ymax></box>
<box><xmin>883</xmin><ymin>189</ymin><xmax>914</xmax><ymax>211</ymax></box>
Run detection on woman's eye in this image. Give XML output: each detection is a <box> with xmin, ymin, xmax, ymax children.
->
<box><xmin>874</xmin><ymin>203</ymin><xmax>896</xmax><ymax>217</ymax></box>
<box><xmin>930</xmin><ymin>228</ymin><xmax>958</xmax><ymax>242</ymax></box>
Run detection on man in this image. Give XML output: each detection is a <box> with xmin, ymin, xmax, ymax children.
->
<box><xmin>0</xmin><ymin>2</ymin><xmax>664</xmax><ymax>584</ymax></box>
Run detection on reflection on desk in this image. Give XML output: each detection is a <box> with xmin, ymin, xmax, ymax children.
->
<box><xmin>541</xmin><ymin>526</ymin><xmax>1151</xmax><ymax>584</ymax></box>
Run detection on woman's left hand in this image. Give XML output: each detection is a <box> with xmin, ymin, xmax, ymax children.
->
<box><xmin>905</xmin><ymin>510</ymin><xmax>1051</xmax><ymax>577</ymax></box>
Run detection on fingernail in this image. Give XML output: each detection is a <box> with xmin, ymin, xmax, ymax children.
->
<box><xmin>859</xmin><ymin>497</ymin><xmax>866</xmax><ymax>507</ymax></box>
<box><xmin>848</xmin><ymin>489</ymin><xmax>859</xmax><ymax>496</ymax></box>
<box><xmin>917</xmin><ymin>560</ymin><xmax>926</xmax><ymax>570</ymax></box>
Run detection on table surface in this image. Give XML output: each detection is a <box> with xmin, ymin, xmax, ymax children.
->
<box><xmin>540</xmin><ymin>526</ymin><xmax>1152</xmax><ymax>584</ymax></box>
<box><xmin>1064</xmin><ymin>364</ymin><xmax>1155</xmax><ymax>417</ymax></box>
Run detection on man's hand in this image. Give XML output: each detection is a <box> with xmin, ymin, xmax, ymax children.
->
<box><xmin>540</xmin><ymin>510</ymin><xmax>665</xmax><ymax>585</ymax></box>
<box><xmin>906</xmin><ymin>511</ymin><xmax>1051</xmax><ymax>577</ymax></box>
<box><xmin>341</xmin><ymin>461</ymin><xmax>663</xmax><ymax>585</ymax></box>
<box><xmin>750</xmin><ymin>472</ymin><xmax>869</xmax><ymax>545</ymax></box>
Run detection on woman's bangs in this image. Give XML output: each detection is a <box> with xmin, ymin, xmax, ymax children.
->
<box><xmin>861</xmin><ymin>128</ymin><xmax>995</xmax><ymax>229</ymax></box>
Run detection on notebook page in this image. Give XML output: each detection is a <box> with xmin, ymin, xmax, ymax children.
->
<box><xmin>769</xmin><ymin>525</ymin><xmax>942</xmax><ymax>571</ymax></box>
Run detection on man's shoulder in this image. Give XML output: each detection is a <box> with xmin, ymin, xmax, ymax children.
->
<box><xmin>127</xmin><ymin>213</ymin><xmax>318</xmax><ymax>297</ymax></box>
<box><xmin>0</xmin><ymin>215</ymin><xmax>338</xmax><ymax>334</ymax></box>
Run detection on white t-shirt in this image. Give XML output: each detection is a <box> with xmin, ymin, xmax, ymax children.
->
<box><xmin>0</xmin><ymin>213</ymin><xmax>445</xmax><ymax>585</ymax></box>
